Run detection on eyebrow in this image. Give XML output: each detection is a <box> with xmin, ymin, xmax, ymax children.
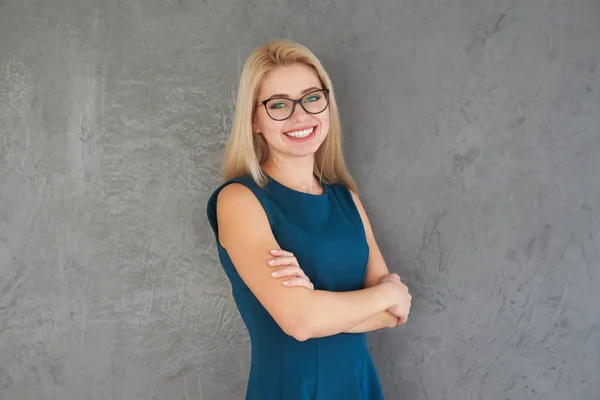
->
<box><xmin>266</xmin><ymin>86</ymin><xmax>322</xmax><ymax>99</ymax></box>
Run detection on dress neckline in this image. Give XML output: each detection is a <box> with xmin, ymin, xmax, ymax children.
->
<box><xmin>264</xmin><ymin>172</ymin><xmax>328</xmax><ymax>198</ymax></box>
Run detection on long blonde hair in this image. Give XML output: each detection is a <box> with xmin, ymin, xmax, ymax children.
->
<box><xmin>220</xmin><ymin>39</ymin><xmax>358</xmax><ymax>193</ymax></box>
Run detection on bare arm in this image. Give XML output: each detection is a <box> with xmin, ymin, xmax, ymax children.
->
<box><xmin>216</xmin><ymin>183</ymin><xmax>403</xmax><ymax>341</ymax></box>
<box><xmin>343</xmin><ymin>189</ymin><xmax>402</xmax><ymax>333</ymax></box>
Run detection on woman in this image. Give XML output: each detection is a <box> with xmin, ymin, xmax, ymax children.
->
<box><xmin>206</xmin><ymin>39</ymin><xmax>412</xmax><ymax>399</ymax></box>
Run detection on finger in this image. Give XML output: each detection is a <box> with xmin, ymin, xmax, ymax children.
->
<box><xmin>271</xmin><ymin>266</ymin><xmax>307</xmax><ymax>278</ymax></box>
<box><xmin>282</xmin><ymin>277</ymin><xmax>313</xmax><ymax>289</ymax></box>
<box><xmin>283</xmin><ymin>277</ymin><xmax>313</xmax><ymax>289</ymax></box>
<box><xmin>267</xmin><ymin>256</ymin><xmax>299</xmax><ymax>267</ymax></box>
<box><xmin>398</xmin><ymin>311</ymin><xmax>410</xmax><ymax>324</ymax></box>
<box><xmin>269</xmin><ymin>249</ymin><xmax>294</xmax><ymax>257</ymax></box>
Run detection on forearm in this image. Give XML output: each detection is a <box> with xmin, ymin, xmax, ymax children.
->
<box><xmin>343</xmin><ymin>310</ymin><xmax>399</xmax><ymax>333</ymax></box>
<box><xmin>293</xmin><ymin>284</ymin><xmax>395</xmax><ymax>340</ymax></box>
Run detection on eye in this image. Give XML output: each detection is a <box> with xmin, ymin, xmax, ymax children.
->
<box><xmin>304</xmin><ymin>95</ymin><xmax>321</xmax><ymax>103</ymax></box>
<box><xmin>269</xmin><ymin>102</ymin><xmax>287</xmax><ymax>109</ymax></box>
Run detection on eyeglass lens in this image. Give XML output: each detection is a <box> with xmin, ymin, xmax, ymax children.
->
<box><xmin>265</xmin><ymin>90</ymin><xmax>328</xmax><ymax>120</ymax></box>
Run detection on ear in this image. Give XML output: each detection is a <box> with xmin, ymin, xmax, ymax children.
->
<box><xmin>252</xmin><ymin>119</ymin><xmax>260</xmax><ymax>134</ymax></box>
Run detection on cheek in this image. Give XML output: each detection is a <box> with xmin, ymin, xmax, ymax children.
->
<box><xmin>258</xmin><ymin>116</ymin><xmax>285</xmax><ymax>137</ymax></box>
<box><xmin>317</xmin><ymin>115</ymin><xmax>330</xmax><ymax>133</ymax></box>
<box><xmin>255</xmin><ymin>112</ymin><xmax>278</xmax><ymax>133</ymax></box>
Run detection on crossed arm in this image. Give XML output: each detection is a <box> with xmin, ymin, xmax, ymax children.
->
<box><xmin>216</xmin><ymin>183</ymin><xmax>408</xmax><ymax>341</ymax></box>
<box><xmin>342</xmin><ymin>189</ymin><xmax>402</xmax><ymax>333</ymax></box>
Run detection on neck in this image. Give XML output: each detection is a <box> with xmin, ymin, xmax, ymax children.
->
<box><xmin>262</xmin><ymin>155</ymin><xmax>322</xmax><ymax>194</ymax></box>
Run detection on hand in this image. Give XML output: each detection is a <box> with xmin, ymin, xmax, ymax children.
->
<box><xmin>379</xmin><ymin>273</ymin><xmax>411</xmax><ymax>325</ymax></box>
<box><xmin>268</xmin><ymin>249</ymin><xmax>314</xmax><ymax>290</ymax></box>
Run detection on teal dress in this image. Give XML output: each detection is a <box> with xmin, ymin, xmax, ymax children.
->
<box><xmin>206</xmin><ymin>174</ymin><xmax>385</xmax><ymax>400</ymax></box>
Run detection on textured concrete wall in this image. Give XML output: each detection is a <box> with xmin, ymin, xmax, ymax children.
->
<box><xmin>1</xmin><ymin>0</ymin><xmax>599</xmax><ymax>399</ymax></box>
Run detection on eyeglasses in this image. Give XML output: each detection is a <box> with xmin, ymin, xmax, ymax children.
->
<box><xmin>257</xmin><ymin>88</ymin><xmax>330</xmax><ymax>121</ymax></box>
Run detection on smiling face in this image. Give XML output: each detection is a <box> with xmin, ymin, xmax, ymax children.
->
<box><xmin>252</xmin><ymin>63</ymin><xmax>330</xmax><ymax>162</ymax></box>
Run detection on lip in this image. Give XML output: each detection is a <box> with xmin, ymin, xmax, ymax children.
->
<box><xmin>282</xmin><ymin>125</ymin><xmax>318</xmax><ymax>142</ymax></box>
<box><xmin>283</xmin><ymin>125</ymin><xmax>317</xmax><ymax>134</ymax></box>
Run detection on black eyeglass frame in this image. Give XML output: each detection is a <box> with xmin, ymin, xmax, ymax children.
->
<box><xmin>257</xmin><ymin>88</ymin><xmax>330</xmax><ymax>121</ymax></box>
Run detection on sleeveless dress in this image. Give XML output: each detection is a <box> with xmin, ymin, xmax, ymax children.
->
<box><xmin>206</xmin><ymin>174</ymin><xmax>385</xmax><ymax>400</ymax></box>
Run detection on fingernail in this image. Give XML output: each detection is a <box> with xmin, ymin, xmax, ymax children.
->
<box><xmin>269</xmin><ymin>249</ymin><xmax>278</xmax><ymax>254</ymax></box>
<box><xmin>268</xmin><ymin>259</ymin><xmax>275</xmax><ymax>265</ymax></box>
<box><xmin>282</xmin><ymin>280</ymin><xmax>290</xmax><ymax>285</ymax></box>
<box><xmin>271</xmin><ymin>270</ymin><xmax>278</xmax><ymax>277</ymax></box>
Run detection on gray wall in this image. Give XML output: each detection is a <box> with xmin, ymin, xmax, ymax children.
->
<box><xmin>1</xmin><ymin>0</ymin><xmax>598</xmax><ymax>399</ymax></box>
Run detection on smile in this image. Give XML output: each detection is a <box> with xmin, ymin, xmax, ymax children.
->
<box><xmin>284</xmin><ymin>126</ymin><xmax>316</xmax><ymax>139</ymax></box>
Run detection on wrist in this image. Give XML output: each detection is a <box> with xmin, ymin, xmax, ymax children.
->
<box><xmin>375</xmin><ymin>281</ymin><xmax>398</xmax><ymax>310</ymax></box>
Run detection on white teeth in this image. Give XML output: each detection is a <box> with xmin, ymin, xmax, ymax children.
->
<box><xmin>284</xmin><ymin>127</ymin><xmax>314</xmax><ymax>138</ymax></box>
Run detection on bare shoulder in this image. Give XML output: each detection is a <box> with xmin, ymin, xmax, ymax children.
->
<box><xmin>216</xmin><ymin>182</ymin><xmax>255</xmax><ymax>208</ymax></box>
<box><xmin>215</xmin><ymin>182</ymin><xmax>269</xmax><ymax>248</ymax></box>
<box><xmin>348</xmin><ymin>188</ymin><xmax>360</xmax><ymax>203</ymax></box>
<box><xmin>216</xmin><ymin>182</ymin><xmax>263</xmax><ymax>220</ymax></box>
<box><xmin>348</xmin><ymin>188</ymin><xmax>367</xmax><ymax>217</ymax></box>
<box><xmin>346</xmin><ymin>187</ymin><xmax>376</xmax><ymax>238</ymax></box>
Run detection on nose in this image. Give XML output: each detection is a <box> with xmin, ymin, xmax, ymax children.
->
<box><xmin>290</xmin><ymin>102</ymin><xmax>309</xmax><ymax>121</ymax></box>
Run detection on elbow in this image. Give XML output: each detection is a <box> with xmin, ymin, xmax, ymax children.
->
<box><xmin>279</xmin><ymin>313</ymin><xmax>315</xmax><ymax>342</ymax></box>
<box><xmin>288</xmin><ymin>326</ymin><xmax>312</xmax><ymax>342</ymax></box>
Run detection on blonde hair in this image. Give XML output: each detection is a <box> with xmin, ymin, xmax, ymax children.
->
<box><xmin>220</xmin><ymin>39</ymin><xmax>358</xmax><ymax>193</ymax></box>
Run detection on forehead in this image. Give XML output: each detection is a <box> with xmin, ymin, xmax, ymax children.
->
<box><xmin>259</xmin><ymin>63</ymin><xmax>322</xmax><ymax>98</ymax></box>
